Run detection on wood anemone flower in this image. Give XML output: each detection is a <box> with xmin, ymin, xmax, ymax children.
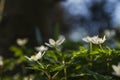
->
<box><xmin>83</xmin><ymin>35</ymin><xmax>106</xmax><ymax>44</ymax></box>
<box><xmin>25</xmin><ymin>45</ymin><xmax>47</xmax><ymax>61</ymax></box>
<box><xmin>25</xmin><ymin>51</ymin><xmax>45</xmax><ymax>61</ymax></box>
<box><xmin>45</xmin><ymin>35</ymin><xmax>65</xmax><ymax>48</ymax></box>
<box><xmin>82</xmin><ymin>36</ymin><xmax>93</xmax><ymax>43</ymax></box>
<box><xmin>16</xmin><ymin>38</ymin><xmax>28</xmax><ymax>46</ymax></box>
<box><xmin>82</xmin><ymin>36</ymin><xmax>98</xmax><ymax>43</ymax></box>
<box><xmin>91</xmin><ymin>35</ymin><xmax>106</xmax><ymax>44</ymax></box>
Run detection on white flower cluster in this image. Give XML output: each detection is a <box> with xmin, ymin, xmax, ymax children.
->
<box><xmin>112</xmin><ymin>63</ymin><xmax>120</xmax><ymax>77</ymax></box>
<box><xmin>82</xmin><ymin>35</ymin><xmax>106</xmax><ymax>44</ymax></box>
<box><xmin>25</xmin><ymin>35</ymin><xmax>65</xmax><ymax>61</ymax></box>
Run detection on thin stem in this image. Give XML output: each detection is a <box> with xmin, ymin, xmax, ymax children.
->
<box><xmin>36</xmin><ymin>61</ymin><xmax>44</xmax><ymax>69</ymax></box>
<box><xmin>89</xmin><ymin>42</ymin><xmax>93</xmax><ymax>66</ymax></box>
<box><xmin>62</xmin><ymin>54</ymin><xmax>67</xmax><ymax>80</ymax></box>
<box><xmin>52</xmin><ymin>71</ymin><xmax>59</xmax><ymax>80</ymax></box>
<box><xmin>89</xmin><ymin>42</ymin><xmax>92</xmax><ymax>54</ymax></box>
<box><xmin>36</xmin><ymin>61</ymin><xmax>52</xmax><ymax>80</ymax></box>
<box><xmin>42</xmin><ymin>70</ymin><xmax>51</xmax><ymax>80</ymax></box>
<box><xmin>0</xmin><ymin>71</ymin><xmax>2</xmax><ymax>80</ymax></box>
<box><xmin>99</xmin><ymin>44</ymin><xmax>104</xmax><ymax>52</ymax></box>
<box><xmin>64</xmin><ymin>66</ymin><xmax>67</xmax><ymax>80</ymax></box>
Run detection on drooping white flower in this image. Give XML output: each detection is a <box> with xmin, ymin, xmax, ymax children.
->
<box><xmin>35</xmin><ymin>45</ymin><xmax>48</xmax><ymax>52</ymax></box>
<box><xmin>112</xmin><ymin>63</ymin><xmax>120</xmax><ymax>77</ymax></box>
<box><xmin>17</xmin><ymin>38</ymin><xmax>28</xmax><ymax>46</ymax></box>
<box><xmin>25</xmin><ymin>51</ymin><xmax>45</xmax><ymax>61</ymax></box>
<box><xmin>0</xmin><ymin>56</ymin><xmax>3</xmax><ymax>66</ymax></box>
<box><xmin>45</xmin><ymin>35</ymin><xmax>65</xmax><ymax>48</ymax></box>
<box><xmin>91</xmin><ymin>35</ymin><xmax>106</xmax><ymax>44</ymax></box>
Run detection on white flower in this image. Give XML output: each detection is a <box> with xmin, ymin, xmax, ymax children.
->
<box><xmin>82</xmin><ymin>36</ymin><xmax>98</xmax><ymax>43</ymax></box>
<box><xmin>17</xmin><ymin>38</ymin><xmax>28</xmax><ymax>46</ymax></box>
<box><xmin>25</xmin><ymin>45</ymin><xmax>48</xmax><ymax>61</ymax></box>
<box><xmin>83</xmin><ymin>35</ymin><xmax>106</xmax><ymax>44</ymax></box>
<box><xmin>45</xmin><ymin>35</ymin><xmax>65</xmax><ymax>48</ymax></box>
<box><xmin>82</xmin><ymin>36</ymin><xmax>93</xmax><ymax>43</ymax></box>
<box><xmin>91</xmin><ymin>35</ymin><xmax>106</xmax><ymax>44</ymax></box>
<box><xmin>25</xmin><ymin>51</ymin><xmax>45</xmax><ymax>61</ymax></box>
<box><xmin>112</xmin><ymin>63</ymin><xmax>120</xmax><ymax>77</ymax></box>
<box><xmin>0</xmin><ymin>56</ymin><xmax>3</xmax><ymax>66</ymax></box>
<box><xmin>35</xmin><ymin>45</ymin><xmax>48</xmax><ymax>52</ymax></box>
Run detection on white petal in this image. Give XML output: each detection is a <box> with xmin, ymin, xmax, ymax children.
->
<box><xmin>118</xmin><ymin>63</ymin><xmax>120</xmax><ymax>66</ymax></box>
<box><xmin>25</xmin><ymin>56</ymin><xmax>32</xmax><ymax>61</ymax></box>
<box><xmin>103</xmin><ymin>35</ymin><xmax>106</xmax><ymax>42</ymax></box>
<box><xmin>49</xmin><ymin>39</ymin><xmax>56</xmax><ymax>46</ymax></box>
<box><xmin>35</xmin><ymin>51</ymin><xmax>45</xmax><ymax>60</ymax></box>
<box><xmin>45</xmin><ymin>42</ymin><xmax>53</xmax><ymax>47</ymax></box>
<box><xmin>56</xmin><ymin>35</ymin><xmax>65</xmax><ymax>45</ymax></box>
<box><xmin>112</xmin><ymin>65</ymin><xmax>120</xmax><ymax>74</ymax></box>
<box><xmin>35</xmin><ymin>45</ymin><xmax>48</xmax><ymax>51</ymax></box>
<box><xmin>35</xmin><ymin>52</ymin><xmax>42</xmax><ymax>60</ymax></box>
<box><xmin>35</xmin><ymin>47</ymin><xmax>41</xmax><ymax>51</ymax></box>
<box><xmin>82</xmin><ymin>36</ymin><xmax>92</xmax><ymax>42</ymax></box>
<box><xmin>92</xmin><ymin>35</ymin><xmax>98</xmax><ymax>39</ymax></box>
<box><xmin>91</xmin><ymin>35</ymin><xmax>105</xmax><ymax>44</ymax></box>
<box><xmin>0</xmin><ymin>56</ymin><xmax>3</xmax><ymax>66</ymax></box>
<box><xmin>112</xmin><ymin>72</ymin><xmax>120</xmax><ymax>77</ymax></box>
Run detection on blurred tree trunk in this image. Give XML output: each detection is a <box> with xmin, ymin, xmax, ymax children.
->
<box><xmin>0</xmin><ymin>0</ymin><xmax>58</xmax><ymax>46</ymax></box>
<box><xmin>0</xmin><ymin>0</ymin><xmax>5</xmax><ymax>21</ymax></box>
<box><xmin>0</xmin><ymin>0</ymin><xmax>61</xmax><ymax>56</ymax></box>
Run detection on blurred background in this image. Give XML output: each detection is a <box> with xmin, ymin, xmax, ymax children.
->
<box><xmin>0</xmin><ymin>0</ymin><xmax>120</xmax><ymax>53</ymax></box>
<box><xmin>1</xmin><ymin>0</ymin><xmax>120</xmax><ymax>79</ymax></box>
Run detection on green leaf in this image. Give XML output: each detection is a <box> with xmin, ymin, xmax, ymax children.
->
<box><xmin>9</xmin><ymin>46</ymin><xmax>23</xmax><ymax>57</ymax></box>
<box><xmin>86</xmin><ymin>69</ymin><xmax>112</xmax><ymax>80</ymax></box>
<box><xmin>46</xmin><ymin>50</ymin><xmax>58</xmax><ymax>61</ymax></box>
<box><xmin>50</xmin><ymin>65</ymin><xmax>64</xmax><ymax>72</ymax></box>
<box><xmin>79</xmin><ymin>46</ymin><xmax>87</xmax><ymax>53</ymax></box>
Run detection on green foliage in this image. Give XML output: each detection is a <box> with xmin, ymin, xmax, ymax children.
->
<box><xmin>1</xmin><ymin>40</ymin><xmax>120</xmax><ymax>80</ymax></box>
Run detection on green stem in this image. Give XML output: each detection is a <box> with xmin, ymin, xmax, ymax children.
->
<box><xmin>0</xmin><ymin>67</ymin><xmax>3</xmax><ymax>80</ymax></box>
<box><xmin>42</xmin><ymin>70</ymin><xmax>51</xmax><ymax>80</ymax></box>
<box><xmin>89</xmin><ymin>42</ymin><xmax>92</xmax><ymax>54</ymax></box>
<box><xmin>64</xmin><ymin>67</ymin><xmax>67</xmax><ymax>80</ymax></box>
<box><xmin>52</xmin><ymin>71</ymin><xmax>59</xmax><ymax>80</ymax></box>
<box><xmin>36</xmin><ymin>61</ymin><xmax>51</xmax><ymax>80</ymax></box>
<box><xmin>36</xmin><ymin>61</ymin><xmax>44</xmax><ymax>69</ymax></box>
<box><xmin>99</xmin><ymin>44</ymin><xmax>104</xmax><ymax>52</ymax></box>
<box><xmin>62</xmin><ymin>54</ymin><xmax>67</xmax><ymax>80</ymax></box>
<box><xmin>89</xmin><ymin>42</ymin><xmax>93</xmax><ymax>66</ymax></box>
